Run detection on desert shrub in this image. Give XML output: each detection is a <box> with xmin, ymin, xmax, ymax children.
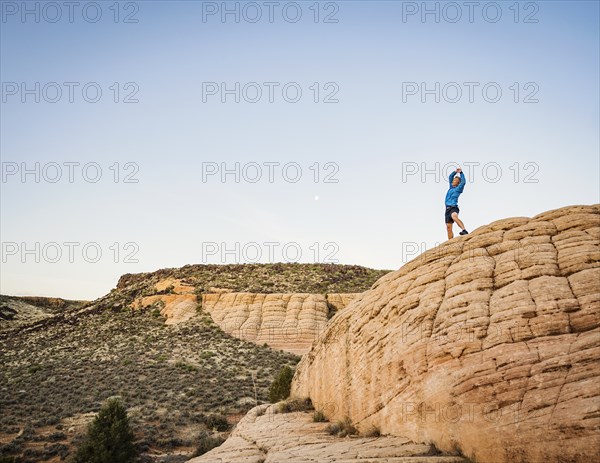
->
<box><xmin>15</xmin><ymin>425</ymin><xmax>36</xmax><ymax>441</ymax></box>
<box><xmin>203</xmin><ymin>414</ymin><xmax>230</xmax><ymax>432</ymax></box>
<box><xmin>200</xmin><ymin>351</ymin><xmax>215</xmax><ymax>360</ymax></box>
<box><xmin>157</xmin><ymin>437</ymin><xmax>185</xmax><ymax>449</ymax></box>
<box><xmin>191</xmin><ymin>432</ymin><xmax>225</xmax><ymax>457</ymax></box>
<box><xmin>48</xmin><ymin>431</ymin><xmax>67</xmax><ymax>441</ymax></box>
<box><xmin>326</xmin><ymin>417</ymin><xmax>358</xmax><ymax>437</ymax></box>
<box><xmin>28</xmin><ymin>364</ymin><xmax>43</xmax><ymax>374</ymax></box>
<box><xmin>325</xmin><ymin>299</ymin><xmax>337</xmax><ymax>320</ymax></box>
<box><xmin>312</xmin><ymin>410</ymin><xmax>327</xmax><ymax>422</ymax></box>
<box><xmin>72</xmin><ymin>398</ymin><xmax>137</xmax><ymax>463</ymax></box>
<box><xmin>277</xmin><ymin>397</ymin><xmax>313</xmax><ymax>414</ymax></box>
<box><xmin>157</xmin><ymin>285</ymin><xmax>175</xmax><ymax>295</ymax></box>
<box><xmin>151</xmin><ymin>308</ymin><xmax>162</xmax><ymax>318</ymax></box>
<box><xmin>325</xmin><ymin>421</ymin><xmax>341</xmax><ymax>435</ymax></box>
<box><xmin>268</xmin><ymin>366</ymin><xmax>294</xmax><ymax>403</ymax></box>
<box><xmin>0</xmin><ymin>441</ymin><xmax>21</xmax><ymax>455</ymax></box>
<box><xmin>174</xmin><ymin>361</ymin><xmax>197</xmax><ymax>372</ymax></box>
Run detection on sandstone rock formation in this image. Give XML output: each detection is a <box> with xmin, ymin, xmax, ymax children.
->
<box><xmin>189</xmin><ymin>403</ymin><xmax>469</xmax><ymax>463</ymax></box>
<box><xmin>292</xmin><ymin>204</ymin><xmax>600</xmax><ymax>463</ymax></box>
<box><xmin>136</xmin><ymin>294</ymin><xmax>199</xmax><ymax>325</ymax></box>
<box><xmin>132</xmin><ymin>278</ymin><xmax>199</xmax><ymax>325</ymax></box>
<box><xmin>202</xmin><ymin>292</ymin><xmax>359</xmax><ymax>355</ymax></box>
<box><xmin>327</xmin><ymin>292</ymin><xmax>362</xmax><ymax>312</ymax></box>
<box><xmin>130</xmin><ymin>279</ymin><xmax>359</xmax><ymax>353</ymax></box>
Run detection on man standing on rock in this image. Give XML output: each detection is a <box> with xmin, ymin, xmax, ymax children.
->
<box><xmin>445</xmin><ymin>167</ymin><xmax>469</xmax><ymax>239</ymax></box>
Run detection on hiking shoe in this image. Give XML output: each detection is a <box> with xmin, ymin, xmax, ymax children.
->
<box><xmin>459</xmin><ymin>229</ymin><xmax>469</xmax><ymax>235</ymax></box>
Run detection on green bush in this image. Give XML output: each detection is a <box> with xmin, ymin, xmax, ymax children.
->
<box><xmin>268</xmin><ymin>366</ymin><xmax>294</xmax><ymax>403</ymax></box>
<box><xmin>165</xmin><ymin>285</ymin><xmax>175</xmax><ymax>294</ymax></box>
<box><xmin>203</xmin><ymin>414</ymin><xmax>230</xmax><ymax>432</ymax></box>
<box><xmin>72</xmin><ymin>398</ymin><xmax>137</xmax><ymax>463</ymax></box>
<box><xmin>175</xmin><ymin>361</ymin><xmax>197</xmax><ymax>372</ymax></box>
<box><xmin>191</xmin><ymin>432</ymin><xmax>225</xmax><ymax>457</ymax></box>
<box><xmin>28</xmin><ymin>364</ymin><xmax>43</xmax><ymax>374</ymax></box>
<box><xmin>200</xmin><ymin>351</ymin><xmax>215</xmax><ymax>360</ymax></box>
<box><xmin>151</xmin><ymin>308</ymin><xmax>162</xmax><ymax>318</ymax></box>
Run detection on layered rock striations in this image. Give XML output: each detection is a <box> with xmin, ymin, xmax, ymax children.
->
<box><xmin>131</xmin><ymin>279</ymin><xmax>359</xmax><ymax>354</ymax></box>
<box><xmin>202</xmin><ymin>292</ymin><xmax>360</xmax><ymax>355</ymax></box>
<box><xmin>292</xmin><ymin>205</ymin><xmax>600</xmax><ymax>463</ymax></box>
<box><xmin>189</xmin><ymin>404</ymin><xmax>470</xmax><ymax>463</ymax></box>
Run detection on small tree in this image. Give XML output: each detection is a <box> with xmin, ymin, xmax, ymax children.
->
<box><xmin>269</xmin><ymin>365</ymin><xmax>294</xmax><ymax>403</ymax></box>
<box><xmin>73</xmin><ymin>398</ymin><xmax>137</xmax><ymax>463</ymax></box>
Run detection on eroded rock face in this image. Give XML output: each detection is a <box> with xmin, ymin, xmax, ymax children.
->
<box><xmin>202</xmin><ymin>293</ymin><xmax>359</xmax><ymax>355</ymax></box>
<box><xmin>292</xmin><ymin>205</ymin><xmax>600</xmax><ymax>463</ymax></box>
<box><xmin>132</xmin><ymin>278</ymin><xmax>198</xmax><ymax>325</ymax></box>
<box><xmin>327</xmin><ymin>292</ymin><xmax>362</xmax><ymax>312</ymax></box>
<box><xmin>129</xmin><ymin>279</ymin><xmax>359</xmax><ymax>352</ymax></box>
<box><xmin>189</xmin><ymin>404</ymin><xmax>469</xmax><ymax>463</ymax></box>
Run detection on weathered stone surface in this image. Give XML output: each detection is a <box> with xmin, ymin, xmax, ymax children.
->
<box><xmin>129</xmin><ymin>279</ymin><xmax>358</xmax><ymax>351</ymax></box>
<box><xmin>292</xmin><ymin>205</ymin><xmax>600</xmax><ymax>463</ymax></box>
<box><xmin>327</xmin><ymin>293</ymin><xmax>362</xmax><ymax>312</ymax></box>
<box><xmin>131</xmin><ymin>278</ymin><xmax>198</xmax><ymax>325</ymax></box>
<box><xmin>189</xmin><ymin>404</ymin><xmax>469</xmax><ymax>463</ymax></box>
<box><xmin>202</xmin><ymin>292</ymin><xmax>359</xmax><ymax>355</ymax></box>
<box><xmin>137</xmin><ymin>294</ymin><xmax>198</xmax><ymax>325</ymax></box>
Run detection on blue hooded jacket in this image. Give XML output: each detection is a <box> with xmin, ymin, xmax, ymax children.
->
<box><xmin>445</xmin><ymin>172</ymin><xmax>466</xmax><ymax>206</ymax></box>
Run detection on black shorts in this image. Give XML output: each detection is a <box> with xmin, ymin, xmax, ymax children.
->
<box><xmin>445</xmin><ymin>205</ymin><xmax>460</xmax><ymax>224</ymax></box>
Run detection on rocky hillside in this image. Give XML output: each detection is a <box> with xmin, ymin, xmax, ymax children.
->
<box><xmin>114</xmin><ymin>263</ymin><xmax>389</xmax><ymax>300</ymax></box>
<box><xmin>0</xmin><ymin>296</ymin><xmax>86</xmax><ymax>330</ymax></box>
<box><xmin>292</xmin><ymin>205</ymin><xmax>600</xmax><ymax>463</ymax></box>
<box><xmin>112</xmin><ymin>264</ymin><xmax>387</xmax><ymax>355</ymax></box>
<box><xmin>0</xmin><ymin>263</ymin><xmax>387</xmax><ymax>463</ymax></box>
<box><xmin>123</xmin><ymin>281</ymin><xmax>360</xmax><ymax>355</ymax></box>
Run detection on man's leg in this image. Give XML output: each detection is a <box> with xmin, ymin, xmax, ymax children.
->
<box><xmin>451</xmin><ymin>212</ymin><xmax>466</xmax><ymax>231</ymax></box>
<box><xmin>446</xmin><ymin>223</ymin><xmax>454</xmax><ymax>239</ymax></box>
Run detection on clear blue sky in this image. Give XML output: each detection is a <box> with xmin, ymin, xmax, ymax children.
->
<box><xmin>1</xmin><ymin>0</ymin><xmax>599</xmax><ymax>299</ymax></box>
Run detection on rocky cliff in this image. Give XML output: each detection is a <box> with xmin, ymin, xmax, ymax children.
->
<box><xmin>131</xmin><ymin>282</ymin><xmax>359</xmax><ymax>354</ymax></box>
<box><xmin>117</xmin><ymin>263</ymin><xmax>386</xmax><ymax>354</ymax></box>
<box><xmin>292</xmin><ymin>205</ymin><xmax>600</xmax><ymax>463</ymax></box>
<box><xmin>202</xmin><ymin>292</ymin><xmax>360</xmax><ymax>355</ymax></box>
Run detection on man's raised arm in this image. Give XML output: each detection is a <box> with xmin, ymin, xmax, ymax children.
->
<box><xmin>457</xmin><ymin>171</ymin><xmax>466</xmax><ymax>192</ymax></box>
<box><xmin>449</xmin><ymin>171</ymin><xmax>456</xmax><ymax>187</ymax></box>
